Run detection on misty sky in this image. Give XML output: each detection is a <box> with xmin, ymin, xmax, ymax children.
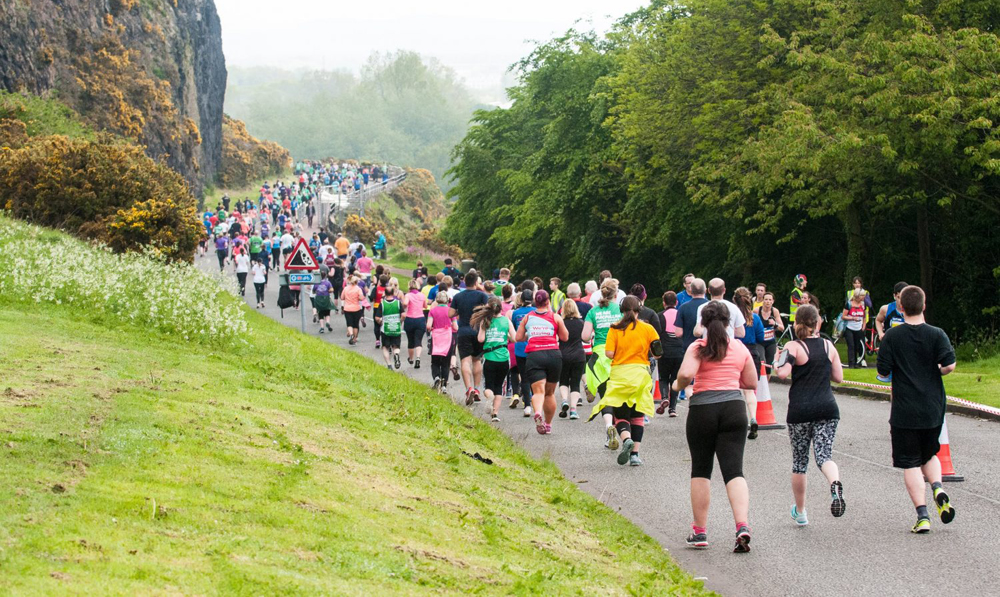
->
<box><xmin>214</xmin><ymin>0</ymin><xmax>647</xmax><ymax>95</ymax></box>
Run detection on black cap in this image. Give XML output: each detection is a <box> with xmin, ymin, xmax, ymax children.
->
<box><xmin>521</xmin><ymin>289</ymin><xmax>534</xmax><ymax>303</ymax></box>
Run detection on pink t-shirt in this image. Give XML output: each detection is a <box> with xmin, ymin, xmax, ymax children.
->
<box><xmin>692</xmin><ymin>338</ymin><xmax>752</xmax><ymax>393</ymax></box>
<box><xmin>356</xmin><ymin>257</ymin><xmax>373</xmax><ymax>275</ymax></box>
<box><xmin>405</xmin><ymin>290</ymin><xmax>427</xmax><ymax>318</ymax></box>
<box><xmin>428</xmin><ymin>305</ymin><xmax>455</xmax><ymax>356</ymax></box>
<box><xmin>342</xmin><ymin>285</ymin><xmax>364</xmax><ymax>312</ymax></box>
<box><xmin>662</xmin><ymin>308</ymin><xmax>678</xmax><ymax>332</ymax></box>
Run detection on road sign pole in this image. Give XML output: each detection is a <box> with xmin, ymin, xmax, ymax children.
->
<box><xmin>300</xmin><ymin>284</ymin><xmax>307</xmax><ymax>334</ymax></box>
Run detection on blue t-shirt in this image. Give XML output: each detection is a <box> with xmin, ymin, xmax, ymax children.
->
<box><xmin>740</xmin><ymin>313</ymin><xmax>766</xmax><ymax>346</ymax></box>
<box><xmin>511</xmin><ymin>306</ymin><xmax>537</xmax><ymax>357</ymax></box>
<box><xmin>451</xmin><ymin>289</ymin><xmax>489</xmax><ymax>336</ymax></box>
<box><xmin>674</xmin><ymin>297</ymin><xmax>709</xmax><ymax>350</ymax></box>
<box><xmin>676</xmin><ymin>290</ymin><xmax>692</xmax><ymax>307</ymax></box>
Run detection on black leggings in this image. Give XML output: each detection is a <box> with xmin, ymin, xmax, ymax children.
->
<box><xmin>507</xmin><ymin>362</ymin><xmax>520</xmax><ymax>397</ymax></box>
<box><xmin>559</xmin><ymin>359</ymin><xmax>586</xmax><ymax>393</ymax></box>
<box><xmin>254</xmin><ymin>282</ymin><xmax>265</xmax><ymax>303</ymax></box>
<box><xmin>405</xmin><ymin>317</ymin><xmax>426</xmax><ymax>348</ymax></box>
<box><xmin>216</xmin><ymin>249</ymin><xmax>227</xmax><ymax>270</ymax></box>
<box><xmin>515</xmin><ymin>356</ymin><xmax>531</xmax><ymax>398</ymax></box>
<box><xmin>613</xmin><ymin>402</ymin><xmax>645</xmax><ymax>445</ymax></box>
<box><xmin>236</xmin><ymin>272</ymin><xmax>247</xmax><ymax>295</ymax></box>
<box><xmin>431</xmin><ymin>355</ymin><xmax>450</xmax><ymax>383</ymax></box>
<box><xmin>844</xmin><ymin>328</ymin><xmax>865</xmax><ymax>366</ymax></box>
<box><xmin>657</xmin><ymin>355</ymin><xmax>682</xmax><ymax>411</ymax></box>
<box><xmin>760</xmin><ymin>341</ymin><xmax>776</xmax><ymax>370</ymax></box>
<box><xmin>686</xmin><ymin>400</ymin><xmax>748</xmax><ymax>483</ymax></box>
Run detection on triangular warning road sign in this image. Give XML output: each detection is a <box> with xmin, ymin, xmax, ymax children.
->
<box><xmin>284</xmin><ymin>237</ymin><xmax>319</xmax><ymax>270</ymax></box>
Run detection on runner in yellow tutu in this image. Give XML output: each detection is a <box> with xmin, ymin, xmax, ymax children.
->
<box><xmin>589</xmin><ymin>296</ymin><xmax>662</xmax><ymax>466</ymax></box>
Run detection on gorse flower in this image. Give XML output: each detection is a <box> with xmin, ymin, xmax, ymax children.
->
<box><xmin>0</xmin><ymin>216</ymin><xmax>248</xmax><ymax>345</ymax></box>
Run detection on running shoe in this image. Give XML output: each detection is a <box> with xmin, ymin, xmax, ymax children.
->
<box><xmin>408</xmin><ymin>357</ymin><xmax>414</xmax><ymax>365</ymax></box>
<box><xmin>509</xmin><ymin>395</ymin><xmax>520</xmax><ymax>409</ymax></box>
<box><xmin>386</xmin><ymin>364</ymin><xmax>392</xmax><ymax>370</ymax></box>
<box><xmin>375</xmin><ymin>341</ymin><xmax>382</xmax><ymax>349</ymax></box>
<box><xmin>831</xmin><ymin>481</ymin><xmax>846</xmax><ymax>517</ymax></box>
<box><xmin>523</xmin><ymin>405</ymin><xmax>532</xmax><ymax>418</ymax></box>
<box><xmin>617</xmin><ymin>438</ymin><xmax>634</xmax><ymax>465</ymax></box>
<box><xmin>326</xmin><ymin>323</ymin><xmax>333</xmax><ymax>332</ymax></box>
<box><xmin>584</xmin><ymin>385</ymin><xmax>596</xmax><ymax>403</ymax></box>
<box><xmin>313</xmin><ymin>314</ymin><xmax>318</xmax><ymax>323</ymax></box>
<box><xmin>451</xmin><ymin>366</ymin><xmax>460</xmax><ymax>381</ymax></box>
<box><xmin>438</xmin><ymin>383</ymin><xmax>447</xmax><ymax>395</ymax></box>
<box><xmin>319</xmin><ymin>327</ymin><xmax>325</xmax><ymax>334</ymax></box>
<box><xmin>790</xmin><ymin>505</ymin><xmax>809</xmax><ymax>526</ymax></box>
<box><xmin>685</xmin><ymin>532</ymin><xmax>708</xmax><ymax>549</ymax></box>
<box><xmin>348</xmin><ymin>338</ymin><xmax>357</xmax><ymax>346</ymax></box>
<box><xmin>393</xmin><ymin>353</ymin><xmax>401</xmax><ymax>370</ymax></box>
<box><xmin>669</xmin><ymin>410</ymin><xmax>678</xmax><ymax>418</ymax></box>
<box><xmin>414</xmin><ymin>358</ymin><xmax>420</xmax><ymax>369</ymax></box>
<box><xmin>472</xmin><ymin>389</ymin><xmax>481</xmax><ymax>403</ymax></box>
<box><xmin>606</xmin><ymin>426</ymin><xmax>620</xmax><ymax>451</ymax></box>
<box><xmin>656</xmin><ymin>401</ymin><xmax>668</xmax><ymax>415</ymax></box>
<box><xmin>465</xmin><ymin>388</ymin><xmax>475</xmax><ymax>406</ymax></box>
<box><xmin>678</xmin><ymin>389</ymin><xmax>687</xmax><ymax>401</ymax></box>
<box><xmin>559</xmin><ymin>402</ymin><xmax>569</xmax><ymax>418</ymax></box>
<box><xmin>491</xmin><ymin>414</ymin><xmax>500</xmax><ymax>424</ymax></box>
<box><xmin>360</xmin><ymin>317</ymin><xmax>366</xmax><ymax>328</ymax></box>
<box><xmin>911</xmin><ymin>517</ymin><xmax>931</xmax><ymax>534</ymax></box>
<box><xmin>543</xmin><ymin>423</ymin><xmax>552</xmax><ymax>434</ymax></box>
<box><xmin>876</xmin><ymin>372</ymin><xmax>892</xmax><ymax>383</ymax></box>
<box><xmin>734</xmin><ymin>524</ymin><xmax>752</xmax><ymax>553</ymax></box>
<box><xmin>432</xmin><ymin>378</ymin><xmax>441</xmax><ymax>393</ymax></box>
<box><xmin>569</xmin><ymin>411</ymin><xmax>579</xmax><ymax>420</ymax></box>
<box><xmin>748</xmin><ymin>418</ymin><xmax>759</xmax><ymax>440</ymax></box>
<box><xmin>629</xmin><ymin>453</ymin><xmax>643</xmax><ymax>466</ymax></box>
<box><xmin>534</xmin><ymin>413</ymin><xmax>546</xmax><ymax>435</ymax></box>
<box><xmin>934</xmin><ymin>487</ymin><xmax>955</xmax><ymax>524</ymax></box>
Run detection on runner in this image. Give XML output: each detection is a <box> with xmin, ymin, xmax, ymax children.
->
<box><xmin>673</xmin><ymin>301</ymin><xmax>757</xmax><ymax>553</ymax></box>
<box><xmin>329</xmin><ymin>258</ymin><xmax>345</xmax><ymax>313</ymax></box>
<box><xmin>233</xmin><ymin>249</ymin><xmax>250</xmax><ymax>296</ymax></box>
<box><xmin>215</xmin><ymin>234</ymin><xmax>229</xmax><ymax>271</ymax></box>
<box><xmin>313</xmin><ymin>272</ymin><xmax>333</xmax><ymax>334</ymax></box>
<box><xmin>403</xmin><ymin>279</ymin><xmax>427</xmax><ymax>369</ymax></box>
<box><xmin>356</xmin><ymin>250</ymin><xmax>374</xmax><ymax>282</ymax></box>
<box><xmin>694</xmin><ymin>278</ymin><xmax>746</xmax><ymax>339</ymax></box>
<box><xmin>734</xmin><ymin>287</ymin><xmax>764</xmax><ymax>439</ymax></box>
<box><xmin>510</xmin><ymin>289</ymin><xmax>536</xmax><ymax>415</ymax></box>
<box><xmin>516</xmin><ymin>290</ymin><xmax>569</xmax><ymax>435</ymax></box>
<box><xmin>789</xmin><ymin>274</ymin><xmax>808</xmax><ymax>323</ymax></box>
<box><xmin>377</xmin><ymin>281</ymin><xmax>403</xmax><ymax>369</ymax></box>
<box><xmin>251</xmin><ymin>257</ymin><xmax>267</xmax><ymax>309</ymax></box>
<box><xmin>755</xmin><ymin>292</ymin><xmax>784</xmax><ymax>367</ymax></box>
<box><xmin>876</xmin><ymin>285</ymin><xmax>957</xmax><ymax>533</ymax></box>
<box><xmin>588</xmin><ymin>296</ymin><xmax>661</xmax><ymax>466</ymax></box>
<box><xmin>472</xmin><ymin>296</ymin><xmax>514</xmax><ymax>423</ymax></box>
<box><xmin>427</xmin><ymin>292</ymin><xmax>457</xmax><ymax>393</ymax></box>
<box><xmin>334</xmin><ymin>233</ymin><xmax>350</xmax><ymax>261</ymax></box>
<box><xmin>753</xmin><ymin>283</ymin><xmax>767</xmax><ymax>310</ymax></box>
<box><xmin>342</xmin><ymin>274</ymin><xmax>365</xmax><ymax>345</ymax></box>
<box><xmin>451</xmin><ymin>271</ymin><xmax>490</xmax><ymax>404</ymax></box>
<box><xmin>875</xmin><ymin>281</ymin><xmax>909</xmax><ymax>340</ymax></box>
<box><xmin>774</xmin><ymin>304</ymin><xmax>846</xmax><ymax>525</ymax></box>
<box><xmin>589</xmin><ymin>271</ymin><xmax>626</xmax><ymax>307</ymax></box>
<box><xmin>493</xmin><ymin>268</ymin><xmax>511</xmax><ymax>297</ymax></box>
<box><xmin>842</xmin><ymin>291</ymin><xmax>868</xmax><ymax>368</ymax></box>
<box><xmin>655</xmin><ymin>291</ymin><xmax>684</xmax><ymax>417</ymax></box>
<box><xmin>676</xmin><ymin>273</ymin><xmax>696</xmax><ymax>307</ymax></box>
<box><xmin>270</xmin><ymin>232</ymin><xmax>282</xmax><ymax>270</ymax></box>
<box><xmin>583</xmin><ymin>280</ymin><xmax>623</xmax><ymax>447</ymax></box>
<box><xmin>557</xmin><ymin>299</ymin><xmax>587</xmax><ymax>420</ymax></box>
<box><xmin>368</xmin><ymin>274</ymin><xmax>387</xmax><ymax>349</ymax></box>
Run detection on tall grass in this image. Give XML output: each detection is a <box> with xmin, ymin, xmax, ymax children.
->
<box><xmin>0</xmin><ymin>216</ymin><xmax>248</xmax><ymax>344</ymax></box>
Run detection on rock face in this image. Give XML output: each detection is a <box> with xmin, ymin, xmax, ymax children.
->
<box><xmin>0</xmin><ymin>0</ymin><xmax>227</xmax><ymax>195</ymax></box>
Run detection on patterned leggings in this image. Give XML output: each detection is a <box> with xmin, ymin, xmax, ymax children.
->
<box><xmin>788</xmin><ymin>419</ymin><xmax>839</xmax><ymax>474</ymax></box>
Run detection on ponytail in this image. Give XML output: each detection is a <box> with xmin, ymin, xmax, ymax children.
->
<box><xmin>697</xmin><ymin>302</ymin><xmax>731</xmax><ymax>362</ymax></box>
<box><xmin>598</xmin><ymin>280</ymin><xmax>617</xmax><ymax>308</ymax></box>
<box><xmin>470</xmin><ymin>295</ymin><xmax>503</xmax><ymax>331</ymax></box>
<box><xmin>611</xmin><ymin>296</ymin><xmax>641</xmax><ymax>331</ymax></box>
<box><xmin>794</xmin><ymin>305</ymin><xmax>820</xmax><ymax>340</ymax></box>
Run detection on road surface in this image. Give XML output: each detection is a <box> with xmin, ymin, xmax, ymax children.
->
<box><xmin>199</xmin><ymin>252</ymin><xmax>1000</xmax><ymax>596</ymax></box>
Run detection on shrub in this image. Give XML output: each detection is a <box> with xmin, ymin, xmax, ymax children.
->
<box><xmin>0</xmin><ymin>135</ymin><xmax>201</xmax><ymax>261</ymax></box>
<box><xmin>218</xmin><ymin>115</ymin><xmax>291</xmax><ymax>189</ymax></box>
<box><xmin>0</xmin><ymin>216</ymin><xmax>248</xmax><ymax>345</ymax></box>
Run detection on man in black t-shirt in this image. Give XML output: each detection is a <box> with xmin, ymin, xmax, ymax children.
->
<box><xmin>450</xmin><ymin>271</ymin><xmax>489</xmax><ymax>403</ymax></box>
<box><xmin>877</xmin><ymin>285</ymin><xmax>957</xmax><ymax>534</ymax></box>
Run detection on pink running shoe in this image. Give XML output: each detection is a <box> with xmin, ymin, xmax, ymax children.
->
<box><xmin>543</xmin><ymin>423</ymin><xmax>552</xmax><ymax>434</ymax></box>
<box><xmin>534</xmin><ymin>413</ymin><xmax>546</xmax><ymax>435</ymax></box>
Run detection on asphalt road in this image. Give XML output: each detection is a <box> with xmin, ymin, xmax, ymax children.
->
<box><xmin>200</xmin><ymin>251</ymin><xmax>1000</xmax><ymax>596</ymax></box>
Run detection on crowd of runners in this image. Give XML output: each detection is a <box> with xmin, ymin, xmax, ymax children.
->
<box><xmin>204</xmin><ymin>204</ymin><xmax>958</xmax><ymax>555</ymax></box>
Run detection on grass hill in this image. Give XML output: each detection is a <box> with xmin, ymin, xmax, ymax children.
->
<box><xmin>0</xmin><ymin>216</ymin><xmax>705</xmax><ymax>594</ymax></box>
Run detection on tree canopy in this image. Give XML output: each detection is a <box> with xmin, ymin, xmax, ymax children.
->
<box><xmin>444</xmin><ymin>0</ymin><xmax>1000</xmax><ymax>338</ymax></box>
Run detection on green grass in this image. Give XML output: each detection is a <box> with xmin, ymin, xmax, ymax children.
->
<box><xmin>0</xmin><ymin>90</ymin><xmax>97</xmax><ymax>140</ymax></box>
<box><xmin>384</xmin><ymin>252</ymin><xmax>445</xmax><ymax>277</ymax></box>
<box><xmin>833</xmin><ymin>341</ymin><xmax>1000</xmax><ymax>409</ymax></box>
<box><xmin>0</xmin><ymin>235</ymin><xmax>705</xmax><ymax>593</ymax></box>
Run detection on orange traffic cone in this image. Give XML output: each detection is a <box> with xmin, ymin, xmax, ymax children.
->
<box><xmin>938</xmin><ymin>419</ymin><xmax>964</xmax><ymax>482</ymax></box>
<box><xmin>756</xmin><ymin>363</ymin><xmax>785</xmax><ymax>430</ymax></box>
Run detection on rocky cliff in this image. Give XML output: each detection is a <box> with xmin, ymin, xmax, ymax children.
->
<box><xmin>0</xmin><ymin>0</ymin><xmax>226</xmax><ymax>194</ymax></box>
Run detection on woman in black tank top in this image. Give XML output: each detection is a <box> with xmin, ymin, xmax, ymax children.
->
<box><xmin>775</xmin><ymin>306</ymin><xmax>847</xmax><ymax>525</ymax></box>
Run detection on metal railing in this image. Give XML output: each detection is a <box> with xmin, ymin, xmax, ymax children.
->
<box><xmin>319</xmin><ymin>168</ymin><xmax>407</xmax><ymax>229</ymax></box>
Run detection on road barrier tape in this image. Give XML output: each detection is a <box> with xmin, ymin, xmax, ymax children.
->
<box><xmin>835</xmin><ymin>379</ymin><xmax>1000</xmax><ymax>418</ymax></box>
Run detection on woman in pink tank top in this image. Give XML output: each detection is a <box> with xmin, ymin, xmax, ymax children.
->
<box><xmin>516</xmin><ymin>290</ymin><xmax>569</xmax><ymax>435</ymax></box>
